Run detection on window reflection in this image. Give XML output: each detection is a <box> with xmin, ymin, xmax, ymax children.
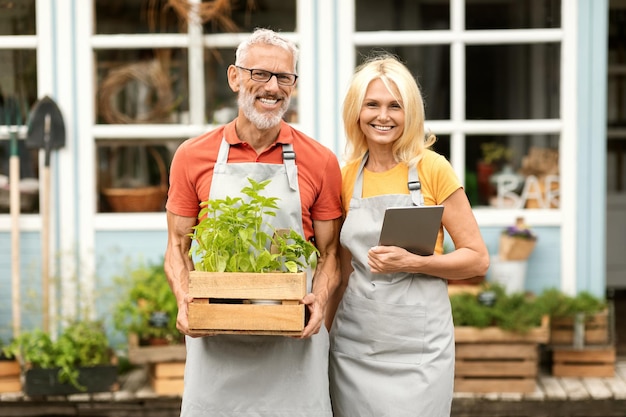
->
<box><xmin>356</xmin><ymin>0</ymin><xmax>449</xmax><ymax>31</ymax></box>
<box><xmin>466</xmin><ymin>44</ymin><xmax>560</xmax><ymax>120</ymax></box>
<box><xmin>0</xmin><ymin>49</ymin><xmax>38</xmax><ymax>214</ymax></box>
<box><xmin>466</xmin><ymin>135</ymin><xmax>559</xmax><ymax>209</ymax></box>
<box><xmin>95</xmin><ymin>0</ymin><xmax>181</xmax><ymax>34</ymax></box>
<box><xmin>95</xmin><ymin>49</ymin><xmax>188</xmax><ymax>124</ymax></box>
<box><xmin>204</xmin><ymin>0</ymin><xmax>296</xmax><ymax>33</ymax></box>
<box><xmin>97</xmin><ymin>142</ymin><xmax>182</xmax><ymax>213</ymax></box>
<box><xmin>356</xmin><ymin>45</ymin><xmax>451</xmax><ymax>121</ymax></box>
<box><xmin>466</xmin><ymin>0</ymin><xmax>561</xmax><ymax>30</ymax></box>
<box><xmin>0</xmin><ymin>0</ymin><xmax>36</xmax><ymax>35</ymax></box>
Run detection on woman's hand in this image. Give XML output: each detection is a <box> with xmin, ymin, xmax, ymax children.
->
<box><xmin>367</xmin><ymin>245</ymin><xmax>417</xmax><ymax>273</ymax></box>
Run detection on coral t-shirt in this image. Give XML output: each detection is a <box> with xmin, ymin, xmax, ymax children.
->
<box><xmin>167</xmin><ymin>120</ymin><xmax>342</xmax><ymax>241</ymax></box>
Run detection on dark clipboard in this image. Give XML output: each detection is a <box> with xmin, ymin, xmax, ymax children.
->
<box><xmin>378</xmin><ymin>205</ymin><xmax>444</xmax><ymax>256</ymax></box>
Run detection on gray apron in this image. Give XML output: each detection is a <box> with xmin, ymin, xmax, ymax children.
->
<box><xmin>181</xmin><ymin>138</ymin><xmax>332</xmax><ymax>417</ymax></box>
<box><xmin>329</xmin><ymin>156</ymin><xmax>454</xmax><ymax>417</ymax></box>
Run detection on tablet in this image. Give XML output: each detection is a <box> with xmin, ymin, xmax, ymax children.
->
<box><xmin>378</xmin><ymin>205</ymin><xmax>444</xmax><ymax>255</ymax></box>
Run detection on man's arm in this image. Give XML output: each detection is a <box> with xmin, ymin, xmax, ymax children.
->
<box><xmin>164</xmin><ymin>210</ymin><xmax>197</xmax><ymax>335</ymax></box>
<box><xmin>300</xmin><ymin>217</ymin><xmax>342</xmax><ymax>338</ymax></box>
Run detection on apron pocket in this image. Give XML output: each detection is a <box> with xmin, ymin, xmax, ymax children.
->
<box><xmin>331</xmin><ymin>291</ymin><xmax>425</xmax><ymax>365</ymax></box>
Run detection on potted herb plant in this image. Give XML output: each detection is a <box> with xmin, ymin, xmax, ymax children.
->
<box><xmin>112</xmin><ymin>259</ymin><xmax>185</xmax><ymax>365</ymax></box>
<box><xmin>2</xmin><ymin>320</ymin><xmax>117</xmax><ymax>395</ymax></box>
<box><xmin>113</xmin><ymin>259</ymin><xmax>180</xmax><ymax>346</ymax></box>
<box><xmin>187</xmin><ymin>178</ymin><xmax>319</xmax><ymax>335</ymax></box>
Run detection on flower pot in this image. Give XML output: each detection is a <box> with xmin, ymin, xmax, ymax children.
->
<box><xmin>23</xmin><ymin>365</ymin><xmax>118</xmax><ymax>396</ymax></box>
<box><xmin>488</xmin><ymin>256</ymin><xmax>528</xmax><ymax>294</ymax></box>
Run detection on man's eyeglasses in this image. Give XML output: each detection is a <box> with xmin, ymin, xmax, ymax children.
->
<box><xmin>236</xmin><ymin>66</ymin><xmax>298</xmax><ymax>86</ymax></box>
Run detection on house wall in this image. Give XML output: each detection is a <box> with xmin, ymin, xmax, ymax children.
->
<box><xmin>0</xmin><ymin>0</ymin><xmax>609</xmax><ymax>341</ymax></box>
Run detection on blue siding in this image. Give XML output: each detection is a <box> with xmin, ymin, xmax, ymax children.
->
<box><xmin>481</xmin><ymin>227</ymin><xmax>561</xmax><ymax>295</ymax></box>
<box><xmin>576</xmin><ymin>0</ymin><xmax>608</xmax><ymax>298</ymax></box>
<box><xmin>0</xmin><ymin>232</ymin><xmax>44</xmax><ymax>343</ymax></box>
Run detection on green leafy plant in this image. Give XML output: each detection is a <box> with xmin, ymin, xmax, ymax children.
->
<box><xmin>481</xmin><ymin>142</ymin><xmax>513</xmax><ymax>167</ymax></box>
<box><xmin>190</xmin><ymin>177</ymin><xmax>318</xmax><ymax>273</ymax></box>
<box><xmin>2</xmin><ymin>320</ymin><xmax>113</xmax><ymax>391</ymax></box>
<box><xmin>112</xmin><ymin>259</ymin><xmax>180</xmax><ymax>345</ymax></box>
<box><xmin>451</xmin><ymin>284</ymin><xmax>608</xmax><ymax>333</ymax></box>
<box><xmin>451</xmin><ymin>284</ymin><xmax>546</xmax><ymax>333</ymax></box>
<box><xmin>533</xmin><ymin>288</ymin><xmax>607</xmax><ymax>320</ymax></box>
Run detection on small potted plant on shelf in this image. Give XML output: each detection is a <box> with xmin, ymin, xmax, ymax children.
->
<box><xmin>2</xmin><ymin>320</ymin><xmax>117</xmax><ymax>396</ymax></box>
<box><xmin>113</xmin><ymin>259</ymin><xmax>180</xmax><ymax>347</ymax></box>
<box><xmin>187</xmin><ymin>177</ymin><xmax>319</xmax><ymax>335</ymax></box>
<box><xmin>112</xmin><ymin>259</ymin><xmax>186</xmax><ymax>365</ymax></box>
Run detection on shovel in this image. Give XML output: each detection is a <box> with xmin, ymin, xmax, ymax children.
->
<box><xmin>26</xmin><ymin>96</ymin><xmax>66</xmax><ymax>332</ymax></box>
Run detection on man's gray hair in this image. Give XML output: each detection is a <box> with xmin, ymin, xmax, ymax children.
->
<box><xmin>235</xmin><ymin>28</ymin><xmax>299</xmax><ymax>71</ymax></box>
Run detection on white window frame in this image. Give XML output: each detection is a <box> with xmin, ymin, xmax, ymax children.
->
<box><xmin>333</xmin><ymin>0</ymin><xmax>577</xmax><ymax>290</ymax></box>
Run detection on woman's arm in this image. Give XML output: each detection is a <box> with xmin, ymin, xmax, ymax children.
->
<box><xmin>367</xmin><ymin>188</ymin><xmax>490</xmax><ymax>280</ymax></box>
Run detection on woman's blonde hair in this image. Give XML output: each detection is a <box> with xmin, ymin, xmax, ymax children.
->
<box><xmin>342</xmin><ymin>54</ymin><xmax>436</xmax><ymax>166</ymax></box>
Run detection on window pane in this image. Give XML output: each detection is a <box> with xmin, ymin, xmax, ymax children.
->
<box><xmin>466</xmin><ymin>135</ymin><xmax>560</xmax><ymax>209</ymax></box>
<box><xmin>204</xmin><ymin>0</ymin><xmax>296</xmax><ymax>33</ymax></box>
<box><xmin>0</xmin><ymin>0</ymin><xmax>36</xmax><ymax>35</ymax></box>
<box><xmin>0</xmin><ymin>49</ymin><xmax>38</xmax><ymax>214</ymax></box>
<box><xmin>205</xmin><ymin>47</ymin><xmax>237</xmax><ymax>124</ymax></box>
<box><xmin>356</xmin><ymin>45</ymin><xmax>451</xmax><ymax>120</ymax></box>
<box><xmin>95</xmin><ymin>0</ymin><xmax>181</xmax><ymax>34</ymax></box>
<box><xmin>95</xmin><ymin>49</ymin><xmax>189</xmax><ymax>124</ymax></box>
<box><xmin>466</xmin><ymin>44</ymin><xmax>560</xmax><ymax>120</ymax></box>
<box><xmin>431</xmin><ymin>134</ymin><xmax>450</xmax><ymax>161</ymax></box>
<box><xmin>97</xmin><ymin>141</ymin><xmax>182</xmax><ymax>213</ymax></box>
<box><xmin>466</xmin><ymin>0</ymin><xmax>561</xmax><ymax>30</ymax></box>
<box><xmin>356</xmin><ymin>0</ymin><xmax>450</xmax><ymax>31</ymax></box>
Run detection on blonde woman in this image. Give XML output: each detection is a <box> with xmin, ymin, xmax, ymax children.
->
<box><xmin>327</xmin><ymin>55</ymin><xmax>489</xmax><ymax>417</ymax></box>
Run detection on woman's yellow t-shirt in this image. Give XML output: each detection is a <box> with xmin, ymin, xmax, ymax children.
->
<box><xmin>341</xmin><ymin>149</ymin><xmax>461</xmax><ymax>254</ymax></box>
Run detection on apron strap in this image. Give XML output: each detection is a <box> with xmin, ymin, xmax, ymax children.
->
<box><xmin>282</xmin><ymin>143</ymin><xmax>298</xmax><ymax>191</ymax></box>
<box><xmin>408</xmin><ymin>164</ymin><xmax>424</xmax><ymax>206</ymax></box>
<box><xmin>354</xmin><ymin>153</ymin><xmax>424</xmax><ymax>206</ymax></box>
<box><xmin>216</xmin><ymin>138</ymin><xmax>297</xmax><ymax>190</ymax></box>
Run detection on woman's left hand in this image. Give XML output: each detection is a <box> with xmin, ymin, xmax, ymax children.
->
<box><xmin>367</xmin><ymin>245</ymin><xmax>414</xmax><ymax>273</ymax></box>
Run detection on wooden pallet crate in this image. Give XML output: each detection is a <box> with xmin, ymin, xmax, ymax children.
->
<box><xmin>150</xmin><ymin>361</ymin><xmax>185</xmax><ymax>396</ymax></box>
<box><xmin>454</xmin><ymin>316</ymin><xmax>549</xmax><ymax>393</ymax></box>
<box><xmin>127</xmin><ymin>333</ymin><xmax>186</xmax><ymax>365</ymax></box>
<box><xmin>455</xmin><ymin>342</ymin><xmax>540</xmax><ymax>393</ymax></box>
<box><xmin>0</xmin><ymin>359</ymin><xmax>21</xmax><ymax>393</ymax></box>
<box><xmin>552</xmin><ymin>346</ymin><xmax>616</xmax><ymax>377</ymax></box>
<box><xmin>550</xmin><ymin>309</ymin><xmax>610</xmax><ymax>346</ymax></box>
<box><xmin>188</xmin><ymin>271</ymin><xmax>306</xmax><ymax>336</ymax></box>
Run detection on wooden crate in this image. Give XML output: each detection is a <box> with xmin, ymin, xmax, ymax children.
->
<box><xmin>127</xmin><ymin>333</ymin><xmax>186</xmax><ymax>365</ymax></box>
<box><xmin>188</xmin><ymin>271</ymin><xmax>306</xmax><ymax>336</ymax></box>
<box><xmin>150</xmin><ymin>361</ymin><xmax>184</xmax><ymax>396</ymax></box>
<box><xmin>455</xmin><ymin>343</ymin><xmax>540</xmax><ymax>393</ymax></box>
<box><xmin>550</xmin><ymin>309</ymin><xmax>610</xmax><ymax>346</ymax></box>
<box><xmin>0</xmin><ymin>360</ymin><xmax>21</xmax><ymax>393</ymax></box>
<box><xmin>552</xmin><ymin>346</ymin><xmax>616</xmax><ymax>377</ymax></box>
<box><xmin>453</xmin><ymin>316</ymin><xmax>549</xmax><ymax>393</ymax></box>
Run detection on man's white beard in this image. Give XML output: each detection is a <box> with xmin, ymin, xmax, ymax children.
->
<box><xmin>238</xmin><ymin>87</ymin><xmax>291</xmax><ymax>130</ymax></box>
